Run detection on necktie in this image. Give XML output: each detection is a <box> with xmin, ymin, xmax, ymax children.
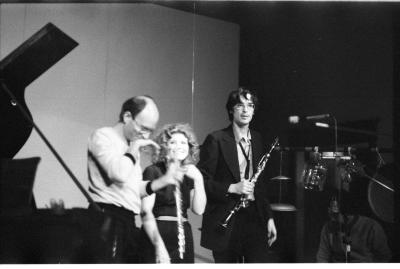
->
<box><xmin>239</xmin><ymin>140</ymin><xmax>250</xmax><ymax>179</ymax></box>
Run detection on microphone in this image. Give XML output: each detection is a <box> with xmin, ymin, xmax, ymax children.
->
<box><xmin>305</xmin><ymin>114</ymin><xmax>330</xmax><ymax>120</ymax></box>
<box><xmin>289</xmin><ymin>114</ymin><xmax>330</xmax><ymax>124</ymax></box>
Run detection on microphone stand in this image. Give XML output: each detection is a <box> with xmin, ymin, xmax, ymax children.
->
<box><xmin>332</xmin><ymin>115</ymin><xmax>352</xmax><ymax>263</ymax></box>
<box><xmin>316</xmin><ymin>115</ymin><xmax>350</xmax><ymax>261</ymax></box>
<box><xmin>344</xmin><ymin>237</ymin><xmax>351</xmax><ymax>263</ymax></box>
<box><xmin>342</xmin><ymin>214</ymin><xmax>351</xmax><ymax>263</ymax></box>
<box><xmin>1</xmin><ymin>79</ymin><xmax>101</xmax><ymax>212</ymax></box>
<box><xmin>332</xmin><ymin>116</ymin><xmax>342</xmax><ymax>205</ymax></box>
<box><xmin>331</xmin><ymin>115</ymin><xmax>349</xmax><ymax>262</ymax></box>
<box><xmin>333</xmin><ymin>116</ymin><xmax>338</xmax><ymax>155</ymax></box>
<box><xmin>313</xmin><ymin>123</ymin><xmax>392</xmax><ymax>138</ymax></box>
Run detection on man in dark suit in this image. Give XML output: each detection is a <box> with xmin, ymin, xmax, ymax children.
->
<box><xmin>198</xmin><ymin>88</ymin><xmax>277</xmax><ymax>263</ymax></box>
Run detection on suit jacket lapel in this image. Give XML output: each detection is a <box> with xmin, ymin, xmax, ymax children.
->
<box><xmin>220</xmin><ymin>126</ymin><xmax>241</xmax><ymax>182</ymax></box>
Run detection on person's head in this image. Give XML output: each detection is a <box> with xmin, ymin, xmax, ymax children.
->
<box><xmin>153</xmin><ymin>123</ymin><xmax>199</xmax><ymax>165</ymax></box>
<box><xmin>328</xmin><ymin>196</ymin><xmax>343</xmax><ymax>223</ymax></box>
<box><xmin>119</xmin><ymin>95</ymin><xmax>159</xmax><ymax>141</ymax></box>
<box><xmin>328</xmin><ymin>192</ymin><xmax>354</xmax><ymax>223</ymax></box>
<box><xmin>226</xmin><ymin>87</ymin><xmax>258</xmax><ymax>127</ymax></box>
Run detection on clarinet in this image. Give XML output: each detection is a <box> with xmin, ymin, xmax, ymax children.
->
<box><xmin>219</xmin><ymin>137</ymin><xmax>279</xmax><ymax>229</ymax></box>
<box><xmin>174</xmin><ymin>181</ymin><xmax>185</xmax><ymax>259</ymax></box>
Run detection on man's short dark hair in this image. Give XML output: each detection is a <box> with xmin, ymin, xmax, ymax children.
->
<box><xmin>225</xmin><ymin>87</ymin><xmax>258</xmax><ymax>121</ymax></box>
<box><xmin>119</xmin><ymin>95</ymin><xmax>154</xmax><ymax>122</ymax></box>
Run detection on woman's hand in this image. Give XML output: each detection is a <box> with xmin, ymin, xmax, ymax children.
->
<box><xmin>166</xmin><ymin>159</ymin><xmax>186</xmax><ymax>184</ymax></box>
<box><xmin>128</xmin><ymin>139</ymin><xmax>160</xmax><ymax>160</ymax></box>
<box><xmin>184</xmin><ymin>164</ymin><xmax>202</xmax><ymax>182</ymax></box>
<box><xmin>155</xmin><ymin>243</ymin><xmax>170</xmax><ymax>263</ymax></box>
<box><xmin>267</xmin><ymin>218</ymin><xmax>277</xmax><ymax>247</ymax></box>
<box><xmin>186</xmin><ymin>164</ymin><xmax>207</xmax><ymax>215</ymax></box>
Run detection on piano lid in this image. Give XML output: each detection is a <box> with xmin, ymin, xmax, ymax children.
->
<box><xmin>0</xmin><ymin>23</ymin><xmax>78</xmax><ymax>158</ymax></box>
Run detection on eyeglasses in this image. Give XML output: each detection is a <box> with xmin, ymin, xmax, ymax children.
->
<box><xmin>133</xmin><ymin>119</ymin><xmax>154</xmax><ymax>135</ymax></box>
<box><xmin>233</xmin><ymin>103</ymin><xmax>255</xmax><ymax>110</ymax></box>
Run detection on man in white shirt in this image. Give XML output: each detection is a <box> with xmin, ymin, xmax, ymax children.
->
<box><xmin>87</xmin><ymin>95</ymin><xmax>183</xmax><ymax>262</ymax></box>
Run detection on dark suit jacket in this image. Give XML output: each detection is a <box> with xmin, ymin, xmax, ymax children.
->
<box><xmin>198</xmin><ymin>125</ymin><xmax>273</xmax><ymax>251</ymax></box>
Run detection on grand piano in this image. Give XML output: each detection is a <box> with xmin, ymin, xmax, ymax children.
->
<box><xmin>0</xmin><ymin>23</ymin><xmax>118</xmax><ymax>263</ymax></box>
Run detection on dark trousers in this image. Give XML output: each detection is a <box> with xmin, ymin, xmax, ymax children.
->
<box><xmin>212</xmin><ymin>203</ymin><xmax>270</xmax><ymax>263</ymax></box>
<box><xmin>140</xmin><ymin>220</ymin><xmax>194</xmax><ymax>263</ymax></box>
<box><xmin>89</xmin><ymin>203</ymin><xmax>140</xmax><ymax>263</ymax></box>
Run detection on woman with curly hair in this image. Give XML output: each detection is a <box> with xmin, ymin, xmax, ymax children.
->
<box><xmin>140</xmin><ymin>123</ymin><xmax>206</xmax><ymax>263</ymax></box>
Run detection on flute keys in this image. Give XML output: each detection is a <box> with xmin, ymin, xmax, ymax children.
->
<box><xmin>177</xmin><ymin>231</ymin><xmax>185</xmax><ymax>259</ymax></box>
<box><xmin>174</xmin><ymin>185</ymin><xmax>185</xmax><ymax>260</ymax></box>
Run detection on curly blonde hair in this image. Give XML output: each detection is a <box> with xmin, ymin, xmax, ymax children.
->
<box><xmin>152</xmin><ymin>123</ymin><xmax>199</xmax><ymax>165</ymax></box>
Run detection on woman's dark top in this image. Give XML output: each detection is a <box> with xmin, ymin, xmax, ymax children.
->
<box><xmin>143</xmin><ymin>162</ymin><xmax>194</xmax><ymax>218</ymax></box>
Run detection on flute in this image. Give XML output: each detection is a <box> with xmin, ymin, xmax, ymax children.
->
<box><xmin>174</xmin><ymin>182</ymin><xmax>185</xmax><ymax>259</ymax></box>
<box><xmin>169</xmin><ymin>154</ymin><xmax>185</xmax><ymax>260</ymax></box>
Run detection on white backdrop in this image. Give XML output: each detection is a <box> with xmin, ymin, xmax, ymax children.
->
<box><xmin>0</xmin><ymin>3</ymin><xmax>239</xmax><ymax>262</ymax></box>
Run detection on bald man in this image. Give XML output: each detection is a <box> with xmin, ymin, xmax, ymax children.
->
<box><xmin>87</xmin><ymin>95</ymin><xmax>183</xmax><ymax>263</ymax></box>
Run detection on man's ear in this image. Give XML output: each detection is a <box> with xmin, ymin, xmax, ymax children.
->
<box><xmin>122</xmin><ymin>111</ymin><xmax>132</xmax><ymax>123</ymax></box>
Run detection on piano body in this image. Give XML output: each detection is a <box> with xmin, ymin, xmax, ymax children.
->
<box><xmin>0</xmin><ymin>23</ymin><xmax>117</xmax><ymax>263</ymax></box>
